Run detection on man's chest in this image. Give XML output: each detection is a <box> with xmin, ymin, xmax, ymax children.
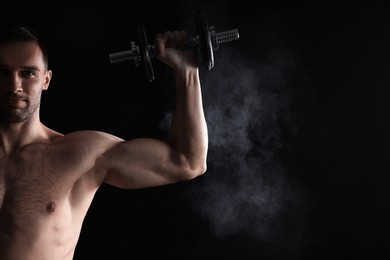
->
<box><xmin>0</xmin><ymin>154</ymin><xmax>61</xmax><ymax>218</ymax></box>
<box><xmin>0</xmin><ymin>142</ymin><xmax>99</xmax><ymax>218</ymax></box>
<box><xmin>0</xmin><ymin>145</ymin><xmax>85</xmax><ymax>218</ymax></box>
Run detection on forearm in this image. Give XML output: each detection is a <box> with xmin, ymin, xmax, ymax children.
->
<box><xmin>168</xmin><ymin>67</ymin><xmax>208</xmax><ymax>173</ymax></box>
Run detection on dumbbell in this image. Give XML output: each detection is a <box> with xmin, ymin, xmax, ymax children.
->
<box><xmin>108</xmin><ymin>10</ymin><xmax>240</xmax><ymax>82</ymax></box>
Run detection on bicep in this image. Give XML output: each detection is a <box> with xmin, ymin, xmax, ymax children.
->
<box><xmin>102</xmin><ymin>138</ymin><xmax>190</xmax><ymax>189</ymax></box>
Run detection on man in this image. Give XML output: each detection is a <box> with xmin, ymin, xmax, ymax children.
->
<box><xmin>0</xmin><ymin>23</ymin><xmax>208</xmax><ymax>259</ymax></box>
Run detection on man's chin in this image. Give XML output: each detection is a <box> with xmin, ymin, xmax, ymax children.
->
<box><xmin>0</xmin><ymin>112</ymin><xmax>29</xmax><ymax>123</ymax></box>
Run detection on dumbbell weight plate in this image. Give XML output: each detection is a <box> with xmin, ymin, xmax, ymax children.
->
<box><xmin>136</xmin><ymin>23</ymin><xmax>155</xmax><ymax>82</ymax></box>
<box><xmin>196</xmin><ymin>10</ymin><xmax>214</xmax><ymax>71</ymax></box>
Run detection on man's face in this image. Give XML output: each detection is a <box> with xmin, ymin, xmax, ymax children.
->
<box><xmin>0</xmin><ymin>41</ymin><xmax>52</xmax><ymax>123</ymax></box>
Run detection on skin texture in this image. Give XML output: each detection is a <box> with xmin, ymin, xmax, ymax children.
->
<box><xmin>0</xmin><ymin>29</ymin><xmax>208</xmax><ymax>260</ymax></box>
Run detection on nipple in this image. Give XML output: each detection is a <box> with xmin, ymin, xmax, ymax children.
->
<box><xmin>46</xmin><ymin>201</ymin><xmax>56</xmax><ymax>213</ymax></box>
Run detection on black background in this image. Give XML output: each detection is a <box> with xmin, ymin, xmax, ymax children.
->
<box><xmin>1</xmin><ymin>1</ymin><xmax>389</xmax><ymax>259</ymax></box>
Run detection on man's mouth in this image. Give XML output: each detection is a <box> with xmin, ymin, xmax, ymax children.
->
<box><xmin>1</xmin><ymin>98</ymin><xmax>26</xmax><ymax>107</ymax></box>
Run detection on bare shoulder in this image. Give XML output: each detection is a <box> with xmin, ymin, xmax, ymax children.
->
<box><xmin>54</xmin><ymin>130</ymin><xmax>124</xmax><ymax>148</ymax></box>
<box><xmin>43</xmin><ymin>129</ymin><xmax>125</xmax><ymax>165</ymax></box>
<box><xmin>45</xmin><ymin>130</ymin><xmax>126</xmax><ymax>185</ymax></box>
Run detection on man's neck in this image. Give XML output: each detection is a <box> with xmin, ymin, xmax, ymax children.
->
<box><xmin>0</xmin><ymin>119</ymin><xmax>47</xmax><ymax>154</ymax></box>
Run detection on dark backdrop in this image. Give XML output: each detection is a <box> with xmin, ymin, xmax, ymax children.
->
<box><xmin>1</xmin><ymin>1</ymin><xmax>389</xmax><ymax>259</ymax></box>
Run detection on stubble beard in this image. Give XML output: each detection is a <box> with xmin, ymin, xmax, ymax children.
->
<box><xmin>0</xmin><ymin>98</ymin><xmax>40</xmax><ymax>123</ymax></box>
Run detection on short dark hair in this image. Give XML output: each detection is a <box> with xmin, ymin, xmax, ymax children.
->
<box><xmin>0</xmin><ymin>23</ymin><xmax>49</xmax><ymax>70</ymax></box>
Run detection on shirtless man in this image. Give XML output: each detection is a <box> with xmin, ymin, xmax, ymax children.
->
<box><xmin>0</xmin><ymin>24</ymin><xmax>208</xmax><ymax>259</ymax></box>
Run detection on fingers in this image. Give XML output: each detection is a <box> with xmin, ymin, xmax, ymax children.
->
<box><xmin>154</xmin><ymin>30</ymin><xmax>195</xmax><ymax>69</ymax></box>
<box><xmin>154</xmin><ymin>33</ymin><xmax>167</xmax><ymax>57</ymax></box>
<box><xmin>155</xmin><ymin>30</ymin><xmax>188</xmax><ymax>50</ymax></box>
<box><xmin>168</xmin><ymin>30</ymin><xmax>188</xmax><ymax>49</ymax></box>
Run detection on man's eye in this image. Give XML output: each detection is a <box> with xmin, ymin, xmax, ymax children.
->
<box><xmin>21</xmin><ymin>70</ymin><xmax>36</xmax><ymax>77</ymax></box>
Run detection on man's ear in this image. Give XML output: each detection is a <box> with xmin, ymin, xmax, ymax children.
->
<box><xmin>43</xmin><ymin>70</ymin><xmax>52</xmax><ymax>90</ymax></box>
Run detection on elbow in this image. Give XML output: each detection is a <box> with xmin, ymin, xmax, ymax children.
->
<box><xmin>176</xmin><ymin>158</ymin><xmax>207</xmax><ymax>181</ymax></box>
<box><xmin>185</xmin><ymin>159</ymin><xmax>207</xmax><ymax>180</ymax></box>
<box><xmin>189</xmin><ymin>146</ymin><xmax>208</xmax><ymax>178</ymax></box>
<box><xmin>174</xmin><ymin>150</ymin><xmax>208</xmax><ymax>181</ymax></box>
<box><xmin>200</xmin><ymin>160</ymin><xmax>207</xmax><ymax>175</ymax></box>
<box><xmin>195</xmin><ymin>161</ymin><xmax>207</xmax><ymax>177</ymax></box>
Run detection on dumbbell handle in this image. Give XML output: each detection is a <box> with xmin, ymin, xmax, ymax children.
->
<box><xmin>108</xmin><ymin>28</ymin><xmax>239</xmax><ymax>65</ymax></box>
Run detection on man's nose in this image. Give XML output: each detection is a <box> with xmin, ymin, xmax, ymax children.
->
<box><xmin>6</xmin><ymin>74</ymin><xmax>23</xmax><ymax>93</ymax></box>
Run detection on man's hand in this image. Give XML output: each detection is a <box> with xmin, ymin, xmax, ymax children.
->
<box><xmin>154</xmin><ymin>30</ymin><xmax>198</xmax><ymax>71</ymax></box>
